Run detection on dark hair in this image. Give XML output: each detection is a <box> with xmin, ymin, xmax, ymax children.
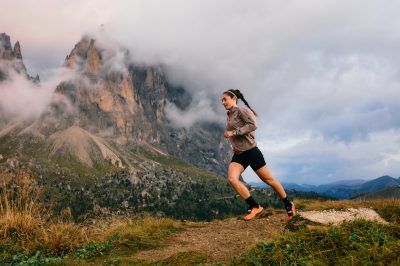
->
<box><xmin>223</xmin><ymin>89</ymin><xmax>258</xmax><ymax>116</ymax></box>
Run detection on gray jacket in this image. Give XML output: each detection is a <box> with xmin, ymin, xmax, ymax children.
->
<box><xmin>226</xmin><ymin>106</ymin><xmax>257</xmax><ymax>154</ymax></box>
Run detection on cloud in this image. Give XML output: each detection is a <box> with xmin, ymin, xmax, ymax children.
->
<box><xmin>0</xmin><ymin>64</ymin><xmax>75</xmax><ymax>120</ymax></box>
<box><xmin>165</xmin><ymin>96</ymin><xmax>224</xmax><ymax>129</ymax></box>
<box><xmin>1</xmin><ymin>0</ymin><xmax>400</xmax><ymax>183</ymax></box>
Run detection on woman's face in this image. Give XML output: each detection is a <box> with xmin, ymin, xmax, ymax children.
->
<box><xmin>221</xmin><ymin>93</ymin><xmax>237</xmax><ymax>110</ymax></box>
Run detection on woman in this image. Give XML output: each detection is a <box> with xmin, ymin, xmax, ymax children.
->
<box><xmin>221</xmin><ymin>89</ymin><xmax>296</xmax><ymax>221</ymax></box>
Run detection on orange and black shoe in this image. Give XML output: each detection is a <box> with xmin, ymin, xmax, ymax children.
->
<box><xmin>286</xmin><ymin>201</ymin><xmax>296</xmax><ymax>220</ymax></box>
<box><xmin>244</xmin><ymin>205</ymin><xmax>264</xmax><ymax>221</ymax></box>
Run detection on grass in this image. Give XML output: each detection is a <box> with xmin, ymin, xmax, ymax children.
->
<box><xmin>0</xmin><ymin>171</ymin><xmax>94</xmax><ymax>264</ymax></box>
<box><xmin>233</xmin><ymin>198</ymin><xmax>400</xmax><ymax>266</ymax></box>
<box><xmin>0</xmin><ymin>170</ymin><xmax>183</xmax><ymax>265</ymax></box>
<box><xmin>233</xmin><ymin>220</ymin><xmax>400</xmax><ymax>265</ymax></box>
<box><xmin>150</xmin><ymin>251</ymin><xmax>207</xmax><ymax>266</ymax></box>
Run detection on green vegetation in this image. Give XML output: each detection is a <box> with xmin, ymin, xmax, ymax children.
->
<box><xmin>234</xmin><ymin>220</ymin><xmax>400</xmax><ymax>265</ymax></box>
<box><xmin>137</xmin><ymin>146</ymin><xmax>225</xmax><ymax>182</ymax></box>
<box><xmin>233</xmin><ymin>199</ymin><xmax>400</xmax><ymax>266</ymax></box>
<box><xmin>352</xmin><ymin>186</ymin><xmax>400</xmax><ymax>200</ymax></box>
<box><xmin>151</xmin><ymin>251</ymin><xmax>207</xmax><ymax>266</ymax></box>
<box><xmin>0</xmin><ymin>135</ymin><xmax>19</xmax><ymax>160</ymax></box>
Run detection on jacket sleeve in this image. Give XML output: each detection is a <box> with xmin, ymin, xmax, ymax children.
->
<box><xmin>235</xmin><ymin>107</ymin><xmax>257</xmax><ymax>135</ymax></box>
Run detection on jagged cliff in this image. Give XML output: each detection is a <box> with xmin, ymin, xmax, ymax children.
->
<box><xmin>0</xmin><ymin>33</ymin><xmax>39</xmax><ymax>82</ymax></box>
<box><xmin>48</xmin><ymin>36</ymin><xmax>231</xmax><ymax>175</ymax></box>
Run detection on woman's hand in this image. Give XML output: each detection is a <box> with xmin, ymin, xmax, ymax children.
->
<box><xmin>224</xmin><ymin>130</ymin><xmax>234</xmax><ymax>138</ymax></box>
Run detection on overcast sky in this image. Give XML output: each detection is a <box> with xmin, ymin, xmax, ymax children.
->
<box><xmin>1</xmin><ymin>0</ymin><xmax>400</xmax><ymax>184</ymax></box>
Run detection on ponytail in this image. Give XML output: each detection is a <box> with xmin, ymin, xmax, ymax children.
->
<box><xmin>224</xmin><ymin>89</ymin><xmax>258</xmax><ymax>117</ymax></box>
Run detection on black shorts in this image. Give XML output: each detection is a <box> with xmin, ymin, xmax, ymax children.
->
<box><xmin>231</xmin><ymin>146</ymin><xmax>266</xmax><ymax>171</ymax></box>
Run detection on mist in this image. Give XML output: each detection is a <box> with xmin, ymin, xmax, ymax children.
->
<box><xmin>0</xmin><ymin>64</ymin><xmax>75</xmax><ymax>120</ymax></box>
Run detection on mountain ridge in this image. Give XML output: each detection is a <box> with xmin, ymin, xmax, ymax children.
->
<box><xmin>250</xmin><ymin>175</ymin><xmax>400</xmax><ymax>199</ymax></box>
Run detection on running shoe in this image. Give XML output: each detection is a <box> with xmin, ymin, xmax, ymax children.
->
<box><xmin>244</xmin><ymin>206</ymin><xmax>264</xmax><ymax>221</ymax></box>
<box><xmin>286</xmin><ymin>201</ymin><xmax>296</xmax><ymax>220</ymax></box>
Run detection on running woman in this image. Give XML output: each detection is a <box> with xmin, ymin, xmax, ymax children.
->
<box><xmin>221</xmin><ymin>89</ymin><xmax>296</xmax><ymax>221</ymax></box>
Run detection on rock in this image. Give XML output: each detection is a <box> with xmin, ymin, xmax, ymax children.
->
<box><xmin>0</xmin><ymin>33</ymin><xmax>13</xmax><ymax>58</ymax></box>
<box><xmin>13</xmin><ymin>41</ymin><xmax>22</xmax><ymax>59</ymax></box>
<box><xmin>85</xmin><ymin>39</ymin><xmax>101</xmax><ymax>73</ymax></box>
<box><xmin>0</xmin><ymin>33</ymin><xmax>38</xmax><ymax>80</ymax></box>
<box><xmin>298</xmin><ymin>208</ymin><xmax>388</xmax><ymax>225</ymax></box>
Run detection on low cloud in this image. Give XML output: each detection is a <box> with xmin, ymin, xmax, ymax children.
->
<box><xmin>165</xmin><ymin>96</ymin><xmax>224</xmax><ymax>130</ymax></box>
<box><xmin>0</xmin><ymin>64</ymin><xmax>75</xmax><ymax>120</ymax></box>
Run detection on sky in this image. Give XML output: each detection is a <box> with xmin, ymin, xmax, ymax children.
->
<box><xmin>1</xmin><ymin>0</ymin><xmax>400</xmax><ymax>185</ymax></box>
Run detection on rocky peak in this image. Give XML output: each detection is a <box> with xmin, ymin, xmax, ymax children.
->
<box><xmin>64</xmin><ymin>37</ymin><xmax>90</xmax><ymax>68</ymax></box>
<box><xmin>0</xmin><ymin>33</ymin><xmax>12</xmax><ymax>49</ymax></box>
<box><xmin>85</xmin><ymin>39</ymin><xmax>101</xmax><ymax>73</ymax></box>
<box><xmin>0</xmin><ymin>33</ymin><xmax>34</xmax><ymax>80</ymax></box>
<box><xmin>0</xmin><ymin>33</ymin><xmax>14</xmax><ymax>60</ymax></box>
<box><xmin>13</xmin><ymin>41</ymin><xmax>22</xmax><ymax>59</ymax></box>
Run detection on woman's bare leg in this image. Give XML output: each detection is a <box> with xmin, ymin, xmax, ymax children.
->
<box><xmin>227</xmin><ymin>162</ymin><xmax>250</xmax><ymax>199</ymax></box>
<box><xmin>255</xmin><ymin>165</ymin><xmax>287</xmax><ymax>199</ymax></box>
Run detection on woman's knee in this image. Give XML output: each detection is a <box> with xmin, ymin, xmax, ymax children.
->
<box><xmin>263</xmin><ymin>176</ymin><xmax>276</xmax><ymax>185</ymax></box>
<box><xmin>227</xmin><ymin>174</ymin><xmax>240</xmax><ymax>184</ymax></box>
<box><xmin>256</xmin><ymin>166</ymin><xmax>275</xmax><ymax>184</ymax></box>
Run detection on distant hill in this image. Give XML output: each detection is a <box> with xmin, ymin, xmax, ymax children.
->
<box><xmin>358</xmin><ymin>176</ymin><xmax>400</xmax><ymax>192</ymax></box>
<box><xmin>351</xmin><ymin>186</ymin><xmax>400</xmax><ymax>200</ymax></box>
<box><xmin>249</xmin><ymin>176</ymin><xmax>400</xmax><ymax>199</ymax></box>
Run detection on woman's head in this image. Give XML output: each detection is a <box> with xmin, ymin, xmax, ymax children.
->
<box><xmin>221</xmin><ymin>89</ymin><xmax>238</xmax><ymax>110</ymax></box>
<box><xmin>221</xmin><ymin>89</ymin><xmax>258</xmax><ymax>116</ymax></box>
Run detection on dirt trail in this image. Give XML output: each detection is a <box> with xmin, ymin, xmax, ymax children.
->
<box><xmin>133</xmin><ymin>207</ymin><xmax>389</xmax><ymax>264</ymax></box>
<box><xmin>134</xmin><ymin>211</ymin><xmax>287</xmax><ymax>264</ymax></box>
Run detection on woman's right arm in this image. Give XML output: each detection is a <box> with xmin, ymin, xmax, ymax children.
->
<box><xmin>233</xmin><ymin>107</ymin><xmax>257</xmax><ymax>135</ymax></box>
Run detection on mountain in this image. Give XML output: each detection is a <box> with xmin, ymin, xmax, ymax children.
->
<box><xmin>0</xmin><ymin>33</ymin><xmax>240</xmax><ymax>220</ymax></box>
<box><xmin>0</xmin><ymin>33</ymin><xmax>39</xmax><ymax>82</ymax></box>
<box><xmin>0</xmin><ymin>33</ymin><xmax>231</xmax><ymax>175</ymax></box>
<box><xmin>251</xmin><ymin>176</ymin><xmax>400</xmax><ymax>199</ymax></box>
<box><xmin>351</xmin><ymin>186</ymin><xmax>400</xmax><ymax>200</ymax></box>
<box><xmin>358</xmin><ymin>175</ymin><xmax>400</xmax><ymax>192</ymax></box>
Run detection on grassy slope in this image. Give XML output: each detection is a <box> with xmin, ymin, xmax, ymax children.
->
<box><xmin>1</xmin><ymin>133</ymin><xmax>328</xmax><ymax>222</ymax></box>
<box><xmin>234</xmin><ymin>199</ymin><xmax>400</xmax><ymax>266</ymax></box>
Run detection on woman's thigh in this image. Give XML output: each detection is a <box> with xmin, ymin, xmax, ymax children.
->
<box><xmin>227</xmin><ymin>162</ymin><xmax>245</xmax><ymax>182</ymax></box>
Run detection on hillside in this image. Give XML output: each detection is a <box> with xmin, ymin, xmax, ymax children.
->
<box><xmin>351</xmin><ymin>186</ymin><xmax>400</xmax><ymax>200</ymax></box>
